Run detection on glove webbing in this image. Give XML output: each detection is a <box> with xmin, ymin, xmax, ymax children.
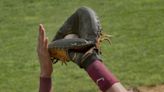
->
<box><xmin>96</xmin><ymin>32</ymin><xmax>112</xmax><ymax>54</ymax></box>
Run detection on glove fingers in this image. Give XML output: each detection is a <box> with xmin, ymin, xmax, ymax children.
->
<box><xmin>48</xmin><ymin>38</ymin><xmax>95</xmax><ymax>63</ymax></box>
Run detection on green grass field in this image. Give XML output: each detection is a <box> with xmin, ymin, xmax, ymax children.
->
<box><xmin>0</xmin><ymin>0</ymin><xmax>164</xmax><ymax>92</ymax></box>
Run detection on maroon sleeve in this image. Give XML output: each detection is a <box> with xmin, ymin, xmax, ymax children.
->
<box><xmin>39</xmin><ymin>77</ymin><xmax>52</xmax><ymax>92</ymax></box>
<box><xmin>86</xmin><ymin>60</ymin><xmax>119</xmax><ymax>92</ymax></box>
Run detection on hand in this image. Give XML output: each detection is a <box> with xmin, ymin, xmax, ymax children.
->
<box><xmin>37</xmin><ymin>24</ymin><xmax>53</xmax><ymax>77</ymax></box>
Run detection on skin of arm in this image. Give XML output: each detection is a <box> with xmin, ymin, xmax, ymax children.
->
<box><xmin>106</xmin><ymin>83</ymin><xmax>128</xmax><ymax>92</ymax></box>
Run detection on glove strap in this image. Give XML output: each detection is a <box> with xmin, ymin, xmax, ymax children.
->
<box><xmin>80</xmin><ymin>47</ymin><xmax>102</xmax><ymax>69</ymax></box>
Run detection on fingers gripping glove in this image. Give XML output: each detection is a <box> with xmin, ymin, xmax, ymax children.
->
<box><xmin>48</xmin><ymin>7</ymin><xmax>111</xmax><ymax>67</ymax></box>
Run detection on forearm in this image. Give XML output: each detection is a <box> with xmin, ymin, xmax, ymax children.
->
<box><xmin>39</xmin><ymin>77</ymin><xmax>52</xmax><ymax>92</ymax></box>
<box><xmin>39</xmin><ymin>66</ymin><xmax>53</xmax><ymax>92</ymax></box>
<box><xmin>39</xmin><ymin>65</ymin><xmax>53</xmax><ymax>92</ymax></box>
<box><xmin>86</xmin><ymin>60</ymin><xmax>119</xmax><ymax>92</ymax></box>
<box><xmin>85</xmin><ymin>60</ymin><xmax>128</xmax><ymax>92</ymax></box>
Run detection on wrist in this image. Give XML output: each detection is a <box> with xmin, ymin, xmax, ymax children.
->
<box><xmin>40</xmin><ymin>71</ymin><xmax>52</xmax><ymax>78</ymax></box>
<box><xmin>40</xmin><ymin>67</ymin><xmax>53</xmax><ymax>78</ymax></box>
<box><xmin>39</xmin><ymin>60</ymin><xmax>53</xmax><ymax>78</ymax></box>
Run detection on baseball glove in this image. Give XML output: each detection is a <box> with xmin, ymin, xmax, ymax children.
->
<box><xmin>48</xmin><ymin>7</ymin><xmax>111</xmax><ymax>67</ymax></box>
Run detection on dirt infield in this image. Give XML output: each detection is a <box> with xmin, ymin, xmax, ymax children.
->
<box><xmin>133</xmin><ymin>85</ymin><xmax>164</xmax><ymax>92</ymax></box>
<box><xmin>138</xmin><ymin>85</ymin><xmax>164</xmax><ymax>92</ymax></box>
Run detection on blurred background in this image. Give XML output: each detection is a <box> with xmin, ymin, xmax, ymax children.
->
<box><xmin>0</xmin><ymin>0</ymin><xmax>164</xmax><ymax>92</ymax></box>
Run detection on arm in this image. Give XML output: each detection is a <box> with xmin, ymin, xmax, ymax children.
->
<box><xmin>37</xmin><ymin>24</ymin><xmax>53</xmax><ymax>92</ymax></box>
<box><xmin>85</xmin><ymin>60</ymin><xmax>128</xmax><ymax>92</ymax></box>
